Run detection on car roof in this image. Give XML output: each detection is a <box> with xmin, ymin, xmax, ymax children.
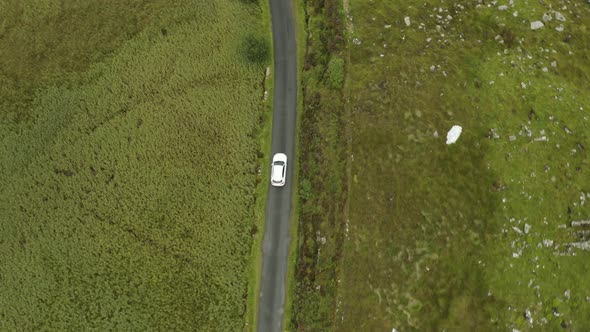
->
<box><xmin>272</xmin><ymin>164</ymin><xmax>284</xmax><ymax>181</ymax></box>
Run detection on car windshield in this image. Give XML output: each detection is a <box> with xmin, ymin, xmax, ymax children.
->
<box><xmin>273</xmin><ymin>161</ymin><xmax>284</xmax><ymax>166</ymax></box>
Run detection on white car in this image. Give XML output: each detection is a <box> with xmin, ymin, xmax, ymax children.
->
<box><xmin>271</xmin><ymin>153</ymin><xmax>287</xmax><ymax>187</ymax></box>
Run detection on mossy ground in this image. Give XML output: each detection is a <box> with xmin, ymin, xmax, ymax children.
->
<box><xmin>336</xmin><ymin>0</ymin><xmax>590</xmax><ymax>330</ymax></box>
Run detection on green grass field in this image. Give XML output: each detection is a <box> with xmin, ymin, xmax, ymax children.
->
<box><xmin>294</xmin><ymin>0</ymin><xmax>590</xmax><ymax>331</ymax></box>
<box><xmin>338</xmin><ymin>0</ymin><xmax>590</xmax><ymax>330</ymax></box>
<box><xmin>0</xmin><ymin>0</ymin><xmax>268</xmax><ymax>329</ymax></box>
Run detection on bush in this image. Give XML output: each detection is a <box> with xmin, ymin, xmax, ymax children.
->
<box><xmin>300</xmin><ymin>178</ymin><xmax>313</xmax><ymax>201</ymax></box>
<box><xmin>241</xmin><ymin>33</ymin><xmax>270</xmax><ymax>64</ymax></box>
<box><xmin>324</xmin><ymin>57</ymin><xmax>344</xmax><ymax>89</ymax></box>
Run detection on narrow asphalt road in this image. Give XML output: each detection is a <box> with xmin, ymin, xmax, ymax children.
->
<box><xmin>256</xmin><ymin>0</ymin><xmax>297</xmax><ymax>331</ymax></box>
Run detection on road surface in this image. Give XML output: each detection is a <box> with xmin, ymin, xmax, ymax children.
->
<box><xmin>256</xmin><ymin>0</ymin><xmax>298</xmax><ymax>330</ymax></box>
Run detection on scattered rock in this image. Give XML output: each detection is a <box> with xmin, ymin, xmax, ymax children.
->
<box><xmin>524</xmin><ymin>309</ymin><xmax>533</xmax><ymax>324</ymax></box>
<box><xmin>404</xmin><ymin>16</ymin><xmax>411</xmax><ymax>26</ymax></box>
<box><xmin>564</xmin><ymin>127</ymin><xmax>572</xmax><ymax>134</ymax></box>
<box><xmin>554</xmin><ymin>11</ymin><xmax>566</xmax><ymax>21</ymax></box>
<box><xmin>556</xmin><ymin>25</ymin><xmax>564</xmax><ymax>32</ymax></box>
<box><xmin>569</xmin><ymin>241</ymin><xmax>590</xmax><ymax>251</ymax></box>
<box><xmin>564</xmin><ymin>289</ymin><xmax>571</xmax><ymax>299</ymax></box>
<box><xmin>542</xmin><ymin>67</ymin><xmax>548</xmax><ymax>72</ymax></box>
<box><xmin>542</xmin><ymin>13</ymin><xmax>552</xmax><ymax>22</ymax></box>
<box><xmin>534</xmin><ymin>136</ymin><xmax>548</xmax><ymax>142</ymax></box>
<box><xmin>543</xmin><ymin>239</ymin><xmax>554</xmax><ymax>247</ymax></box>
<box><xmin>551</xmin><ymin>61</ymin><xmax>557</xmax><ymax>67</ymax></box>
<box><xmin>572</xmin><ymin>220</ymin><xmax>590</xmax><ymax>227</ymax></box>
<box><xmin>521</xmin><ymin>82</ymin><xmax>527</xmax><ymax>89</ymax></box>
<box><xmin>509</xmin><ymin>135</ymin><xmax>516</xmax><ymax>141</ymax></box>
<box><xmin>353</xmin><ymin>38</ymin><xmax>361</xmax><ymax>45</ymax></box>
<box><xmin>486</xmin><ymin>128</ymin><xmax>500</xmax><ymax>139</ymax></box>
<box><xmin>524</xmin><ymin>224</ymin><xmax>531</xmax><ymax>234</ymax></box>
<box><xmin>446</xmin><ymin>125</ymin><xmax>463</xmax><ymax>145</ymax></box>
<box><xmin>499</xmin><ymin>5</ymin><xmax>508</xmax><ymax>10</ymax></box>
<box><xmin>531</xmin><ymin>21</ymin><xmax>545</xmax><ymax>30</ymax></box>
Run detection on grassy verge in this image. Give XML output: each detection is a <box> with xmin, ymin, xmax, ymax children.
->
<box><xmin>244</xmin><ymin>3</ymin><xmax>274</xmax><ymax>327</ymax></box>
<box><xmin>290</xmin><ymin>0</ymin><xmax>348</xmax><ymax>330</ymax></box>
<box><xmin>244</xmin><ymin>78</ymin><xmax>273</xmax><ymax>331</ymax></box>
<box><xmin>0</xmin><ymin>0</ymin><xmax>269</xmax><ymax>330</ymax></box>
<box><xmin>244</xmin><ymin>0</ymin><xmax>274</xmax><ymax>329</ymax></box>
<box><xmin>338</xmin><ymin>0</ymin><xmax>590</xmax><ymax>331</ymax></box>
<box><xmin>282</xmin><ymin>0</ymin><xmax>308</xmax><ymax>329</ymax></box>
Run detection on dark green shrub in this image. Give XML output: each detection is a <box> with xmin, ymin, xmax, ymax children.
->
<box><xmin>241</xmin><ymin>33</ymin><xmax>269</xmax><ymax>64</ymax></box>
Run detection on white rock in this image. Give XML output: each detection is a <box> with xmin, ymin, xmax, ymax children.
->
<box><xmin>542</xmin><ymin>67</ymin><xmax>548</xmax><ymax>72</ymax></box>
<box><xmin>531</xmin><ymin>21</ymin><xmax>545</xmax><ymax>30</ymax></box>
<box><xmin>556</xmin><ymin>25</ymin><xmax>564</xmax><ymax>32</ymax></box>
<box><xmin>384</xmin><ymin>24</ymin><xmax>392</xmax><ymax>28</ymax></box>
<box><xmin>513</xmin><ymin>11</ymin><xmax>518</xmax><ymax>17</ymax></box>
<box><xmin>543</xmin><ymin>239</ymin><xmax>554</xmax><ymax>247</ymax></box>
<box><xmin>446</xmin><ymin>125</ymin><xmax>463</xmax><ymax>145</ymax></box>
<box><xmin>524</xmin><ymin>223</ymin><xmax>531</xmax><ymax>234</ymax></box>
<box><xmin>542</xmin><ymin>13</ymin><xmax>552</xmax><ymax>22</ymax></box>
<box><xmin>404</xmin><ymin>16</ymin><xmax>411</xmax><ymax>26</ymax></box>
<box><xmin>554</xmin><ymin>11</ymin><xmax>566</xmax><ymax>21</ymax></box>
<box><xmin>499</xmin><ymin>5</ymin><xmax>508</xmax><ymax>10</ymax></box>
<box><xmin>551</xmin><ymin>61</ymin><xmax>557</xmax><ymax>67</ymax></box>
<box><xmin>572</xmin><ymin>220</ymin><xmax>590</xmax><ymax>227</ymax></box>
<box><xmin>521</xmin><ymin>82</ymin><xmax>527</xmax><ymax>89</ymax></box>
<box><xmin>564</xmin><ymin>289</ymin><xmax>571</xmax><ymax>299</ymax></box>
<box><xmin>525</xmin><ymin>309</ymin><xmax>533</xmax><ymax>324</ymax></box>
